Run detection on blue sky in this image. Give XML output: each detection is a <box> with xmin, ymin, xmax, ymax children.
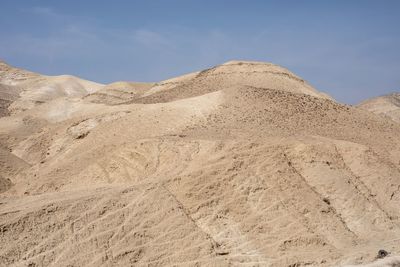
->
<box><xmin>1</xmin><ymin>1</ymin><xmax>400</xmax><ymax>104</ymax></box>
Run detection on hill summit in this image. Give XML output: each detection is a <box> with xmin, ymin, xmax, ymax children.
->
<box><xmin>358</xmin><ymin>92</ymin><xmax>400</xmax><ymax>123</ymax></box>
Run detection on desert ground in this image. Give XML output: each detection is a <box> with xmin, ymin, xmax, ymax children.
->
<box><xmin>358</xmin><ymin>93</ymin><xmax>400</xmax><ymax>123</ymax></box>
<box><xmin>0</xmin><ymin>60</ymin><xmax>399</xmax><ymax>267</ymax></box>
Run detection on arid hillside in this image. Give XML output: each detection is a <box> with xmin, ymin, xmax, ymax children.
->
<box><xmin>358</xmin><ymin>93</ymin><xmax>400</xmax><ymax>123</ymax></box>
<box><xmin>0</xmin><ymin>61</ymin><xmax>399</xmax><ymax>267</ymax></box>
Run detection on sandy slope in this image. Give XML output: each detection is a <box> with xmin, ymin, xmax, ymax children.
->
<box><xmin>84</xmin><ymin>81</ymin><xmax>155</xmax><ymax>105</ymax></box>
<box><xmin>0</xmin><ymin>61</ymin><xmax>399</xmax><ymax>267</ymax></box>
<box><xmin>0</xmin><ymin>60</ymin><xmax>103</xmax><ymax>116</ymax></box>
<box><xmin>358</xmin><ymin>93</ymin><xmax>400</xmax><ymax>123</ymax></box>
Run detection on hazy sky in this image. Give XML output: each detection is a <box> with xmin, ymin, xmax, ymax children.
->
<box><xmin>1</xmin><ymin>0</ymin><xmax>400</xmax><ymax>104</ymax></box>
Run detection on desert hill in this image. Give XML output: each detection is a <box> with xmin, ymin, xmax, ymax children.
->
<box><xmin>123</xmin><ymin>60</ymin><xmax>331</xmax><ymax>104</ymax></box>
<box><xmin>85</xmin><ymin>81</ymin><xmax>155</xmax><ymax>105</ymax></box>
<box><xmin>0</xmin><ymin>61</ymin><xmax>399</xmax><ymax>267</ymax></box>
<box><xmin>358</xmin><ymin>93</ymin><xmax>400</xmax><ymax>123</ymax></box>
<box><xmin>0</xmin><ymin>60</ymin><xmax>103</xmax><ymax>116</ymax></box>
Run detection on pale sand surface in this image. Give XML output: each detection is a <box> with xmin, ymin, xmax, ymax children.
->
<box><xmin>358</xmin><ymin>93</ymin><xmax>400</xmax><ymax>123</ymax></box>
<box><xmin>0</xmin><ymin>60</ymin><xmax>399</xmax><ymax>266</ymax></box>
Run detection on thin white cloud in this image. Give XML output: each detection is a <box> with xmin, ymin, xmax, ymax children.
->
<box><xmin>133</xmin><ymin>29</ymin><xmax>174</xmax><ymax>49</ymax></box>
<box><xmin>30</xmin><ymin>6</ymin><xmax>58</xmax><ymax>17</ymax></box>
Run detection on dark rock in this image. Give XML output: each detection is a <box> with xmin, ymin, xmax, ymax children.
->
<box><xmin>377</xmin><ymin>249</ymin><xmax>389</xmax><ymax>259</ymax></box>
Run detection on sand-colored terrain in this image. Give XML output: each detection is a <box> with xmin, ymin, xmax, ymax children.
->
<box><xmin>0</xmin><ymin>60</ymin><xmax>399</xmax><ymax>267</ymax></box>
<box><xmin>358</xmin><ymin>93</ymin><xmax>400</xmax><ymax>123</ymax></box>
